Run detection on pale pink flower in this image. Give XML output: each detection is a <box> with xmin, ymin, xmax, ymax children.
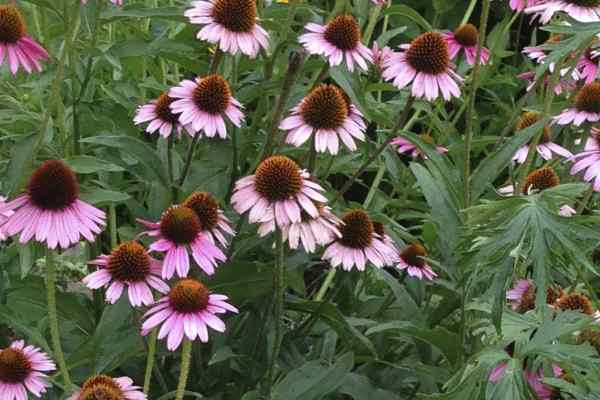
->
<box><xmin>280</xmin><ymin>84</ymin><xmax>366</xmax><ymax>154</ymax></box>
<box><xmin>67</xmin><ymin>375</ymin><xmax>146</xmax><ymax>400</ymax></box>
<box><xmin>83</xmin><ymin>241</ymin><xmax>169</xmax><ymax>307</ymax></box>
<box><xmin>526</xmin><ymin>1</ymin><xmax>600</xmax><ymax>23</ymax></box>
<box><xmin>137</xmin><ymin>205</ymin><xmax>226</xmax><ymax>279</ymax></box>
<box><xmin>0</xmin><ymin>5</ymin><xmax>49</xmax><ymax>75</ymax></box>
<box><xmin>371</xmin><ymin>42</ymin><xmax>393</xmax><ymax>72</ymax></box>
<box><xmin>0</xmin><ymin>195</ymin><xmax>13</xmax><ymax>241</ymax></box>
<box><xmin>169</xmin><ymin>75</ymin><xmax>244</xmax><ymax>138</ymax></box>
<box><xmin>185</xmin><ymin>0</ymin><xmax>269</xmax><ymax>57</ymax></box>
<box><xmin>525</xmin><ymin>365</ymin><xmax>563</xmax><ymax>400</ymax></box>
<box><xmin>231</xmin><ymin>156</ymin><xmax>328</xmax><ymax>228</ymax></box>
<box><xmin>507</xmin><ymin>279</ymin><xmax>535</xmax><ymax>311</ymax></box>
<box><xmin>182</xmin><ymin>191</ymin><xmax>235</xmax><ymax>248</ymax></box>
<box><xmin>512</xmin><ymin>112</ymin><xmax>572</xmax><ymax>164</ymax></box>
<box><xmin>0</xmin><ymin>340</ymin><xmax>55</xmax><ymax>400</ymax></box>
<box><xmin>141</xmin><ymin>278</ymin><xmax>238</xmax><ymax>351</ymax></box>
<box><xmin>559</xmin><ymin>204</ymin><xmax>577</xmax><ymax>216</ymax></box>
<box><xmin>371</xmin><ymin>0</ymin><xmax>387</xmax><ymax>4</ymax></box>
<box><xmin>442</xmin><ymin>24</ymin><xmax>489</xmax><ymax>66</ymax></box>
<box><xmin>299</xmin><ymin>15</ymin><xmax>373</xmax><ymax>72</ymax></box>
<box><xmin>396</xmin><ymin>243</ymin><xmax>437</xmax><ymax>280</ymax></box>
<box><xmin>0</xmin><ymin>160</ymin><xmax>106</xmax><ymax>249</ymax></box>
<box><xmin>322</xmin><ymin>210</ymin><xmax>397</xmax><ymax>271</ymax></box>
<box><xmin>258</xmin><ymin>204</ymin><xmax>341</xmax><ymax>253</ymax></box>
<box><xmin>570</xmin><ymin>128</ymin><xmax>600</xmax><ymax>191</ymax></box>
<box><xmin>392</xmin><ymin>134</ymin><xmax>448</xmax><ymax>158</ymax></box>
<box><xmin>577</xmin><ymin>47</ymin><xmax>600</xmax><ymax>84</ymax></box>
<box><xmin>134</xmin><ymin>92</ymin><xmax>192</xmax><ymax>138</ymax></box>
<box><xmin>518</xmin><ymin>70</ymin><xmax>577</xmax><ymax>95</ymax></box>
<box><xmin>509</xmin><ymin>0</ymin><xmax>541</xmax><ymax>12</ymax></box>
<box><xmin>382</xmin><ymin>32</ymin><xmax>462</xmax><ymax>101</ymax></box>
<box><xmin>554</xmin><ymin>82</ymin><xmax>600</xmax><ymax>126</ymax></box>
<box><xmin>489</xmin><ymin>362</ymin><xmax>509</xmax><ymax>383</ymax></box>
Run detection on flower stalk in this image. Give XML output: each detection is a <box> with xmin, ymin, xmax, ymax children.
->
<box><xmin>175</xmin><ymin>338</ymin><xmax>193</xmax><ymax>400</ymax></box>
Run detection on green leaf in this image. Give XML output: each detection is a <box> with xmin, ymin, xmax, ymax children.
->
<box><xmin>383</xmin><ymin>5</ymin><xmax>432</xmax><ymax>31</ymax></box>
<box><xmin>4</xmin><ymin>133</ymin><xmax>36</xmax><ymax>196</ymax></box>
<box><xmin>272</xmin><ymin>353</ymin><xmax>354</xmax><ymax>400</ymax></box>
<box><xmin>66</xmin><ymin>155</ymin><xmax>125</xmax><ymax>174</ymax></box>
<box><xmin>81</xmin><ymin>135</ymin><xmax>170</xmax><ymax>187</ymax></box>
<box><xmin>80</xmin><ymin>188</ymin><xmax>131</xmax><ymax>205</ymax></box>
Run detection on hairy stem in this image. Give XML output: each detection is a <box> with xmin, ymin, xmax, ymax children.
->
<box><xmin>332</xmin><ymin>95</ymin><xmax>415</xmax><ymax>204</ymax></box>
<box><xmin>143</xmin><ymin>328</ymin><xmax>158</xmax><ymax>394</ymax></box>
<box><xmin>463</xmin><ymin>0</ymin><xmax>490</xmax><ymax>207</ymax></box>
<box><xmin>175</xmin><ymin>339</ymin><xmax>193</xmax><ymax>400</ymax></box>
<box><xmin>46</xmin><ymin>249</ymin><xmax>72</xmax><ymax>390</ymax></box>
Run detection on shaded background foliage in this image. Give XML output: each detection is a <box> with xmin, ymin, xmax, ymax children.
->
<box><xmin>2</xmin><ymin>0</ymin><xmax>600</xmax><ymax>399</ymax></box>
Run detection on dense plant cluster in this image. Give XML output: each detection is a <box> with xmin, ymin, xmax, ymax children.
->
<box><xmin>2</xmin><ymin>0</ymin><xmax>600</xmax><ymax>399</ymax></box>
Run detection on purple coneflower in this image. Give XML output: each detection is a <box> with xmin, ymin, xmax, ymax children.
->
<box><xmin>134</xmin><ymin>92</ymin><xmax>191</xmax><ymax>138</ymax></box>
<box><xmin>518</xmin><ymin>70</ymin><xmax>577</xmax><ymax>95</ymax></box>
<box><xmin>258</xmin><ymin>203</ymin><xmax>341</xmax><ymax>253</ymax></box>
<box><xmin>577</xmin><ymin>46</ymin><xmax>600</xmax><ymax>84</ymax></box>
<box><xmin>182</xmin><ymin>192</ymin><xmax>235</xmax><ymax>248</ymax></box>
<box><xmin>0</xmin><ymin>195</ymin><xmax>13</xmax><ymax>241</ymax></box>
<box><xmin>371</xmin><ymin>42</ymin><xmax>393</xmax><ymax>72</ymax></box>
<box><xmin>231</xmin><ymin>156</ymin><xmax>328</xmax><ymax>227</ymax></box>
<box><xmin>392</xmin><ymin>133</ymin><xmax>448</xmax><ymax>158</ymax></box>
<box><xmin>280</xmin><ymin>84</ymin><xmax>366</xmax><ymax>154</ymax></box>
<box><xmin>442</xmin><ymin>24</ymin><xmax>489</xmax><ymax>66</ymax></box>
<box><xmin>554</xmin><ymin>82</ymin><xmax>600</xmax><ymax>126</ymax></box>
<box><xmin>0</xmin><ymin>5</ymin><xmax>49</xmax><ymax>75</ymax></box>
<box><xmin>137</xmin><ymin>205</ymin><xmax>226</xmax><ymax>279</ymax></box>
<box><xmin>525</xmin><ymin>366</ymin><xmax>563</xmax><ymax>400</ymax></box>
<box><xmin>570</xmin><ymin>128</ymin><xmax>600</xmax><ymax>191</ymax></box>
<box><xmin>141</xmin><ymin>278</ymin><xmax>238</xmax><ymax>351</ymax></box>
<box><xmin>322</xmin><ymin>210</ymin><xmax>397</xmax><ymax>271</ymax></box>
<box><xmin>0</xmin><ymin>160</ymin><xmax>105</xmax><ymax>249</ymax></box>
<box><xmin>507</xmin><ymin>279</ymin><xmax>563</xmax><ymax>313</ymax></box>
<box><xmin>396</xmin><ymin>243</ymin><xmax>437</xmax><ymax>280</ymax></box>
<box><xmin>185</xmin><ymin>0</ymin><xmax>269</xmax><ymax>57</ymax></box>
<box><xmin>382</xmin><ymin>32</ymin><xmax>462</xmax><ymax>101</ymax></box>
<box><xmin>512</xmin><ymin>111</ymin><xmax>572</xmax><ymax>164</ymax></box>
<box><xmin>169</xmin><ymin>75</ymin><xmax>244</xmax><ymax>138</ymax></box>
<box><xmin>67</xmin><ymin>375</ymin><xmax>146</xmax><ymax>400</ymax></box>
<box><xmin>526</xmin><ymin>1</ymin><xmax>600</xmax><ymax>23</ymax></box>
<box><xmin>0</xmin><ymin>340</ymin><xmax>55</xmax><ymax>400</ymax></box>
<box><xmin>299</xmin><ymin>15</ymin><xmax>373</xmax><ymax>72</ymax></box>
<box><xmin>83</xmin><ymin>241</ymin><xmax>169</xmax><ymax>307</ymax></box>
<box><xmin>509</xmin><ymin>0</ymin><xmax>540</xmax><ymax>11</ymax></box>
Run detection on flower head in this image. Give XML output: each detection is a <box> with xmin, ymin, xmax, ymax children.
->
<box><xmin>169</xmin><ymin>75</ymin><xmax>244</xmax><ymax>138</ymax></box>
<box><xmin>382</xmin><ymin>31</ymin><xmax>462</xmax><ymax>101</ymax></box>
<box><xmin>512</xmin><ymin>111</ymin><xmax>572</xmax><ymax>164</ymax></box>
<box><xmin>258</xmin><ymin>202</ymin><xmax>341</xmax><ymax>252</ymax></box>
<box><xmin>570</xmin><ymin>128</ymin><xmax>600</xmax><ymax>191</ymax></box>
<box><xmin>141</xmin><ymin>278</ymin><xmax>238</xmax><ymax>351</ymax></box>
<box><xmin>391</xmin><ymin>133</ymin><xmax>448</xmax><ymax>158</ymax></box>
<box><xmin>0</xmin><ymin>5</ymin><xmax>49</xmax><ymax>75</ymax></box>
<box><xmin>281</xmin><ymin>84</ymin><xmax>366</xmax><ymax>154</ymax></box>
<box><xmin>526</xmin><ymin>0</ymin><xmax>600</xmax><ymax>23</ymax></box>
<box><xmin>523</xmin><ymin>166</ymin><xmax>560</xmax><ymax>194</ymax></box>
<box><xmin>509</xmin><ymin>0</ymin><xmax>541</xmax><ymax>12</ymax></box>
<box><xmin>0</xmin><ymin>340</ymin><xmax>55</xmax><ymax>399</ymax></box>
<box><xmin>67</xmin><ymin>375</ymin><xmax>146</xmax><ymax>400</ymax></box>
<box><xmin>322</xmin><ymin>209</ymin><xmax>397</xmax><ymax>271</ymax></box>
<box><xmin>185</xmin><ymin>0</ymin><xmax>269</xmax><ymax>57</ymax></box>
<box><xmin>518</xmin><ymin>70</ymin><xmax>577</xmax><ymax>96</ymax></box>
<box><xmin>137</xmin><ymin>205</ymin><xmax>227</xmax><ymax>279</ymax></box>
<box><xmin>231</xmin><ymin>156</ymin><xmax>328</xmax><ymax>227</ymax></box>
<box><xmin>0</xmin><ymin>195</ymin><xmax>13</xmax><ymax>241</ymax></box>
<box><xmin>134</xmin><ymin>91</ymin><xmax>191</xmax><ymax>138</ymax></box>
<box><xmin>555</xmin><ymin>291</ymin><xmax>596</xmax><ymax>315</ymax></box>
<box><xmin>83</xmin><ymin>241</ymin><xmax>169</xmax><ymax>307</ymax></box>
<box><xmin>525</xmin><ymin>366</ymin><xmax>563</xmax><ymax>400</ymax></box>
<box><xmin>299</xmin><ymin>15</ymin><xmax>373</xmax><ymax>72</ymax></box>
<box><xmin>371</xmin><ymin>42</ymin><xmax>393</xmax><ymax>73</ymax></box>
<box><xmin>506</xmin><ymin>279</ymin><xmax>563</xmax><ymax>313</ymax></box>
<box><xmin>396</xmin><ymin>243</ymin><xmax>437</xmax><ymax>280</ymax></box>
<box><xmin>0</xmin><ymin>160</ymin><xmax>106</xmax><ymax>249</ymax></box>
<box><xmin>182</xmin><ymin>191</ymin><xmax>235</xmax><ymax>247</ymax></box>
<box><xmin>442</xmin><ymin>24</ymin><xmax>489</xmax><ymax>66</ymax></box>
<box><xmin>577</xmin><ymin>45</ymin><xmax>600</xmax><ymax>84</ymax></box>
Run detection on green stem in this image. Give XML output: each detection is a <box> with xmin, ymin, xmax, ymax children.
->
<box><xmin>363</xmin><ymin>4</ymin><xmax>383</xmax><ymax>44</ymax></box>
<box><xmin>143</xmin><ymin>328</ymin><xmax>158</xmax><ymax>394</ymax></box>
<box><xmin>332</xmin><ymin>95</ymin><xmax>415</xmax><ymax>204</ymax></box>
<box><xmin>178</xmin><ymin>133</ymin><xmax>200</xmax><ymax>188</ymax></box>
<box><xmin>264</xmin><ymin>229</ymin><xmax>286</xmax><ymax>398</ymax></box>
<box><xmin>315</xmin><ymin>267</ymin><xmax>336</xmax><ymax>301</ymax></box>
<box><xmin>46</xmin><ymin>249</ymin><xmax>72</xmax><ymax>390</ymax></box>
<box><xmin>576</xmin><ymin>186</ymin><xmax>594</xmax><ymax>214</ymax></box>
<box><xmin>463</xmin><ymin>0</ymin><xmax>490</xmax><ymax>207</ymax></box>
<box><xmin>174</xmin><ymin>339</ymin><xmax>193</xmax><ymax>400</ymax></box>
<box><xmin>460</xmin><ymin>0</ymin><xmax>478</xmax><ymax>26</ymax></box>
<box><xmin>109</xmin><ymin>205</ymin><xmax>118</xmax><ymax>248</ymax></box>
<box><xmin>167</xmin><ymin>134</ymin><xmax>176</xmax><ymax>201</ymax></box>
<box><xmin>363</xmin><ymin>162</ymin><xmax>386</xmax><ymax>209</ymax></box>
<box><xmin>209</xmin><ymin>48</ymin><xmax>224</xmax><ymax>74</ymax></box>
